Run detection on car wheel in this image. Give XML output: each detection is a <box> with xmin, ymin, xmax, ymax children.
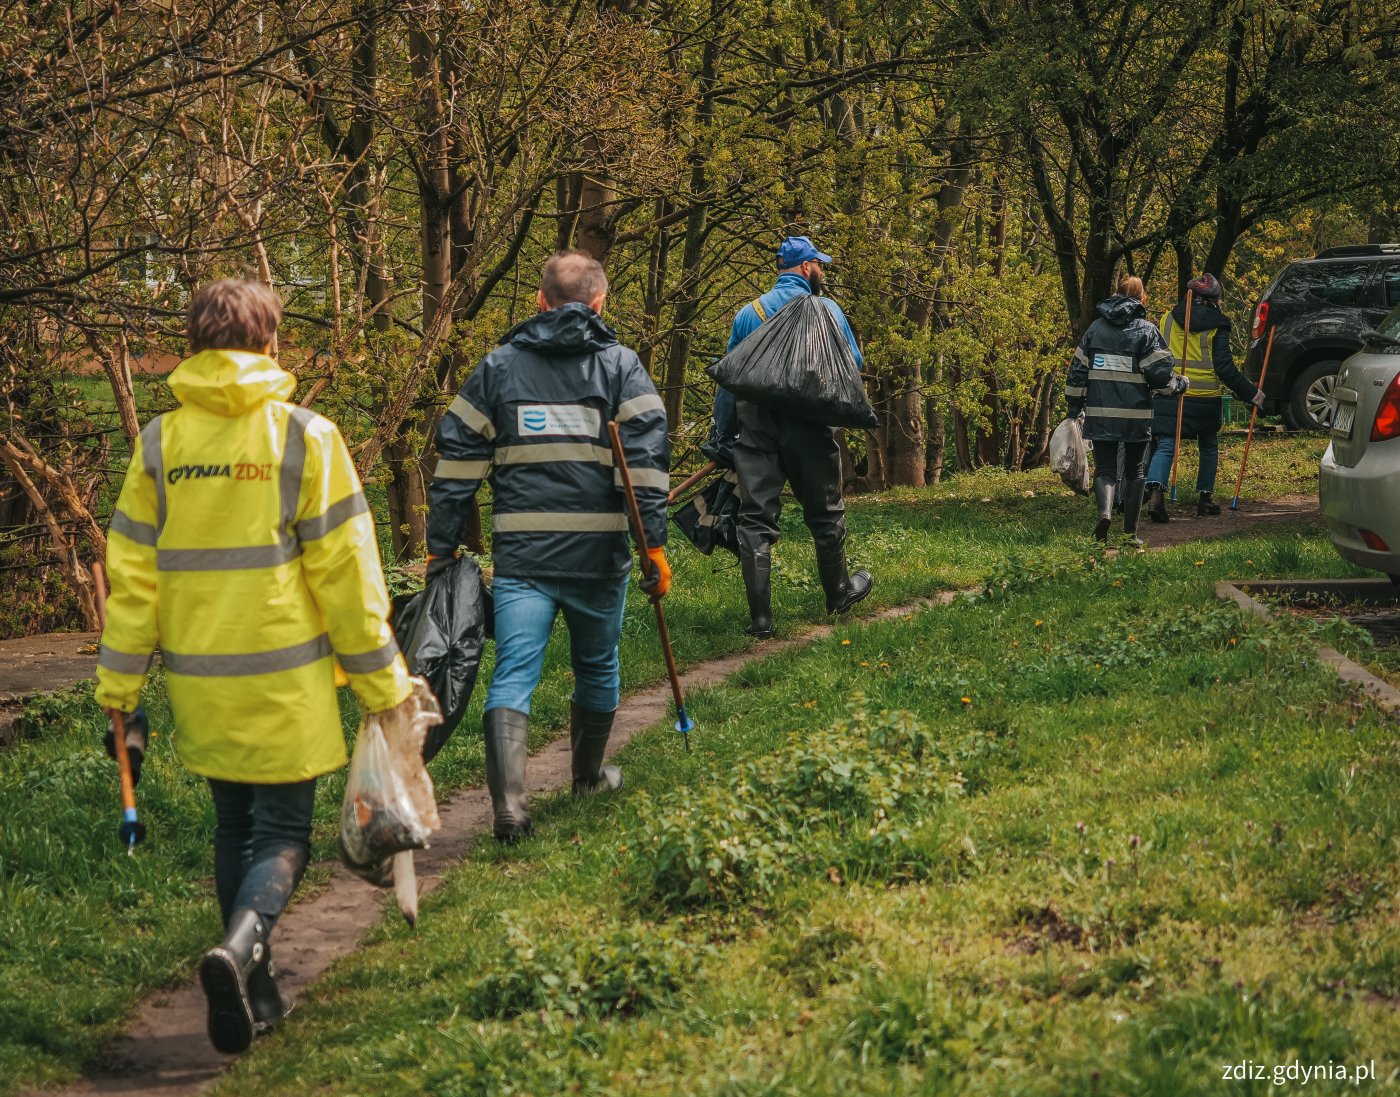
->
<box><xmin>1288</xmin><ymin>360</ymin><xmax>1341</xmax><ymax>431</ymax></box>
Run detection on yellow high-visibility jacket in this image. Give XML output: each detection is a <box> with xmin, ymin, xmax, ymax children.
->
<box><xmin>95</xmin><ymin>350</ymin><xmax>412</xmax><ymax>783</ymax></box>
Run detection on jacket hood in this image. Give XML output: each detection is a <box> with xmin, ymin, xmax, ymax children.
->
<box><xmin>1096</xmin><ymin>295</ymin><xmax>1147</xmax><ymax>326</ymax></box>
<box><xmin>505</xmin><ymin>302</ymin><xmax>618</xmax><ymax>355</ymax></box>
<box><xmin>1170</xmin><ymin>300</ymin><xmax>1228</xmax><ymax>332</ymax></box>
<box><xmin>168</xmin><ymin>350</ymin><xmax>297</xmax><ymax>416</ymax></box>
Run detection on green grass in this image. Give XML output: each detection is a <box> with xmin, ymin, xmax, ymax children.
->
<box><xmin>0</xmin><ymin>429</ymin><xmax>1367</xmax><ymax>1094</ymax></box>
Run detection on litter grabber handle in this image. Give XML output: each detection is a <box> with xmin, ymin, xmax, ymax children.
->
<box><xmin>92</xmin><ymin>562</ymin><xmax>147</xmax><ymax>852</ymax></box>
<box><xmin>667</xmin><ymin>460</ymin><xmax>719</xmax><ymax>504</ymax></box>
<box><xmin>1169</xmin><ymin>292</ymin><xmax>1193</xmax><ymax>503</ymax></box>
<box><xmin>1231</xmin><ymin>325</ymin><xmax>1276</xmax><ymax>510</ymax></box>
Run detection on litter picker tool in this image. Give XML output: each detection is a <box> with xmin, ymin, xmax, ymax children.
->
<box><xmin>667</xmin><ymin>460</ymin><xmax>719</xmax><ymax>505</ymax></box>
<box><xmin>91</xmin><ymin>562</ymin><xmax>147</xmax><ymax>854</ymax></box>
<box><xmin>608</xmin><ymin>421</ymin><xmax>694</xmax><ymax>751</ymax></box>
<box><xmin>1230</xmin><ymin>325</ymin><xmax>1276</xmax><ymax>511</ymax></box>
<box><xmin>1169</xmin><ymin>290</ymin><xmax>1194</xmax><ymax>503</ymax></box>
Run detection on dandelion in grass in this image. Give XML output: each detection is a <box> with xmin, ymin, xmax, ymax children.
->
<box><xmin>960</xmin><ymin>696</ymin><xmax>972</xmax><ymax>706</ymax></box>
<box><xmin>841</xmin><ymin>639</ymin><xmax>851</xmax><ymax>646</ymax></box>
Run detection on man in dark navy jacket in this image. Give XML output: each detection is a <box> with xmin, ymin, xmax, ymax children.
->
<box><xmin>427</xmin><ymin>251</ymin><xmax>670</xmax><ymax>841</ymax></box>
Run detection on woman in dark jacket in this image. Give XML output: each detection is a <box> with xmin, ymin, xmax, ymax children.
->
<box><xmin>1067</xmin><ymin>276</ymin><xmax>1187</xmax><ymax>544</ymax></box>
<box><xmin>1146</xmin><ymin>274</ymin><xmax>1265</xmax><ymax>520</ymax></box>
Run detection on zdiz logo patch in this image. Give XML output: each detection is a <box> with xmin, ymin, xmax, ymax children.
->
<box><xmin>517</xmin><ymin>404</ymin><xmax>600</xmax><ymax>437</ymax></box>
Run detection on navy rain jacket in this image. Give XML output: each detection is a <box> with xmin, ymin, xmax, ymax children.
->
<box><xmin>427</xmin><ymin>303</ymin><xmax>670</xmax><ymax>579</ymax></box>
<box><xmin>1067</xmin><ymin>295</ymin><xmax>1182</xmax><ymax>444</ymax></box>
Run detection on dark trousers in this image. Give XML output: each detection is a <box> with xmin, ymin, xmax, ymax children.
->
<box><xmin>733</xmin><ymin>401</ymin><xmax>846</xmax><ymax>557</ymax></box>
<box><xmin>208</xmin><ymin>778</ymin><xmax>317</xmax><ymax>930</ymax></box>
<box><xmin>1091</xmin><ymin>440</ymin><xmax>1147</xmax><ymax>482</ymax></box>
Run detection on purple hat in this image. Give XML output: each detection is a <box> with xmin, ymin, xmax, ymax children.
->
<box><xmin>1187</xmin><ymin>273</ymin><xmax>1221</xmax><ymax>301</ymax></box>
<box><xmin>776</xmin><ymin>235</ymin><xmax>833</xmax><ymax>268</ymax></box>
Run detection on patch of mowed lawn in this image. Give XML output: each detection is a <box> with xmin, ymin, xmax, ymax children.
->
<box><xmin>204</xmin><ymin>530</ymin><xmax>1398</xmax><ymax>1096</ymax></box>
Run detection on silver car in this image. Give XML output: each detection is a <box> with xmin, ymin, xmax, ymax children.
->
<box><xmin>1319</xmin><ymin>302</ymin><xmax>1400</xmax><ymax>578</ymax></box>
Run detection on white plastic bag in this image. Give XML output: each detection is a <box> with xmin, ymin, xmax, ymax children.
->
<box><xmin>339</xmin><ymin>677</ymin><xmax>443</xmax><ymax>885</ymax></box>
<box><xmin>1049</xmin><ymin>416</ymin><xmax>1091</xmax><ymax>494</ymax></box>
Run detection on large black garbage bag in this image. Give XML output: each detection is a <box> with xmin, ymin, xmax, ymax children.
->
<box><xmin>671</xmin><ymin>470</ymin><xmax>740</xmax><ymax>557</ymax></box>
<box><xmin>705</xmin><ymin>294</ymin><xmax>878</xmax><ymax>429</ymax></box>
<box><xmin>391</xmin><ymin>555</ymin><xmax>490</xmax><ymax>763</ymax></box>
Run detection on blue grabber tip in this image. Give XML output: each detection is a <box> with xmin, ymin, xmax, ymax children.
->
<box><xmin>675</xmin><ymin>709</ymin><xmax>695</xmax><ymax>751</ymax></box>
<box><xmin>1230</xmin><ymin>496</ymin><xmax>1241</xmax><ymax>510</ymax></box>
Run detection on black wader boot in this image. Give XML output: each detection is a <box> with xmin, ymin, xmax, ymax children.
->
<box><xmin>1093</xmin><ymin>476</ymin><xmax>1115</xmax><ymax>542</ymax></box>
<box><xmin>815</xmin><ymin>542</ymin><xmax>873</xmax><ymax>615</ymax></box>
<box><xmin>247</xmin><ymin>947</ymin><xmax>286</xmax><ymax>1032</ymax></box>
<box><xmin>570</xmin><ymin>703</ymin><xmax>623</xmax><ymax>797</ymax></box>
<box><xmin>1197</xmin><ymin>491</ymin><xmax>1221</xmax><ymax>516</ymax></box>
<box><xmin>483</xmin><ymin>708</ymin><xmax>532</xmax><ymax>843</ymax></box>
<box><xmin>741</xmin><ymin>551</ymin><xmax>774</xmax><ymax>639</ymax></box>
<box><xmin>1148</xmin><ymin>483</ymin><xmax>1169</xmax><ymax>523</ymax></box>
<box><xmin>199</xmin><ymin>908</ymin><xmax>270</xmax><ymax>1054</ymax></box>
<box><xmin>1121</xmin><ymin>478</ymin><xmax>1147</xmax><ymax>547</ymax></box>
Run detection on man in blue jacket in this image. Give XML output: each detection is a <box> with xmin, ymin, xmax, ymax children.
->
<box><xmin>702</xmin><ymin>235</ymin><xmax>872</xmax><ymax>639</ymax></box>
<box><xmin>426</xmin><ymin>251</ymin><xmax>670</xmax><ymax>842</ymax></box>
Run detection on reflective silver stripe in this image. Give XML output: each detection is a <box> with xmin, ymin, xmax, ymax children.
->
<box><xmin>1090</xmin><ymin>369</ymin><xmax>1146</xmax><ymax>384</ymax></box>
<box><xmin>297</xmin><ymin>492</ymin><xmax>370</xmax><ymax>541</ymax></box>
<box><xmin>1086</xmin><ymin>406</ymin><xmax>1151</xmax><ymax>419</ymax></box>
<box><xmin>110</xmin><ymin>509</ymin><xmax>158</xmax><ymax>546</ymax></box>
<box><xmin>1187</xmin><ymin>380</ymin><xmax>1221</xmax><ymax>393</ymax></box>
<box><xmin>140</xmin><ymin>417</ymin><xmax>166</xmax><ymax>534</ymax></box>
<box><xmin>496</xmin><ymin>443</ymin><xmax>612</xmax><ymax>466</ymax></box>
<box><xmin>338</xmin><ymin>638</ymin><xmax>401</xmax><ymax>675</ymax></box>
<box><xmin>615</xmin><ymin>467</ymin><xmax>670</xmax><ymax>491</ymax></box>
<box><xmin>449</xmin><ymin>394</ymin><xmax>496</xmax><ymax>440</ymax></box>
<box><xmin>163</xmin><ymin>634</ymin><xmax>332</xmax><ymax>677</ymax></box>
<box><xmin>434</xmin><ymin>459</ymin><xmax>491</xmax><ymax>480</ymax></box>
<box><xmin>616</xmin><ymin>393</ymin><xmax>665</xmax><ymax>422</ymax></box>
<box><xmin>281</xmin><ymin>407</ymin><xmax>315</xmax><ymax>543</ymax></box>
<box><xmin>1141</xmin><ymin>349</ymin><xmax>1174</xmax><ymax>369</ymax></box>
<box><xmin>158</xmin><ymin>543</ymin><xmax>302</xmax><ymax>571</ymax></box>
<box><xmin>1065</xmin><ymin>385</ymin><xmax>1088</xmax><ymax>397</ymax></box>
<box><xmin>98</xmin><ymin>644</ymin><xmax>152</xmax><ymax>676</ymax></box>
<box><xmin>1073</xmin><ymin>347</ymin><xmax>1090</xmax><ymax>366</ymax></box>
<box><xmin>493</xmin><ymin>511</ymin><xmax>629</xmax><ymax>532</ymax></box>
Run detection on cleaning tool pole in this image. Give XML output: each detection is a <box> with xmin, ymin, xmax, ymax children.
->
<box><xmin>1231</xmin><ymin>326</ymin><xmax>1276</xmax><ymax>511</ymax></box>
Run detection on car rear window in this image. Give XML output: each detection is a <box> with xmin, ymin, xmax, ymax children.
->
<box><xmin>1382</xmin><ymin>266</ymin><xmax>1400</xmax><ymax>309</ymax></box>
<box><xmin>1379</xmin><ymin>302</ymin><xmax>1400</xmax><ymax>338</ymax></box>
<box><xmin>1276</xmin><ymin>262</ymin><xmax>1372</xmax><ymax>306</ymax></box>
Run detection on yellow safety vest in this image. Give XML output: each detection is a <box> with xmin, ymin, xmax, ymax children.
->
<box><xmin>1159</xmin><ymin>312</ymin><xmax>1221</xmax><ymax>399</ymax></box>
<box><xmin>95</xmin><ymin>350</ymin><xmax>411</xmax><ymax>782</ymax></box>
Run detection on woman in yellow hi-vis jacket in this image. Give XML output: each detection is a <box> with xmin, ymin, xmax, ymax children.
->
<box><xmin>94</xmin><ymin>280</ymin><xmax>413</xmax><ymax>1055</ymax></box>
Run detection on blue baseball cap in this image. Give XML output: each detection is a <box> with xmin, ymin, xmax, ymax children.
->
<box><xmin>776</xmin><ymin>235</ymin><xmax>833</xmax><ymax>268</ymax></box>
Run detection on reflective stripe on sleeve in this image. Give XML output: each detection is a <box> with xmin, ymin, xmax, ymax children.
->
<box><xmin>1085</xmin><ymin>406</ymin><xmax>1151</xmax><ymax>419</ymax></box>
<box><xmin>158</xmin><ymin>543</ymin><xmax>302</xmax><ymax>571</ymax></box>
<box><xmin>616</xmin><ymin>393</ymin><xmax>665</xmax><ymax>422</ymax></box>
<box><xmin>495</xmin><ymin>443</ymin><xmax>612</xmax><ymax>466</ymax></box>
<box><xmin>110</xmin><ymin>509</ymin><xmax>158</xmax><ymax>546</ymax></box>
<box><xmin>492</xmin><ymin>511</ymin><xmax>629</xmax><ymax>532</ymax></box>
<box><xmin>434</xmin><ymin>459</ymin><xmax>491</xmax><ymax>480</ymax></box>
<box><xmin>1073</xmin><ymin>347</ymin><xmax>1089</xmax><ymax>366</ymax></box>
<box><xmin>297</xmin><ymin>492</ymin><xmax>370</xmax><ymax>541</ymax></box>
<box><xmin>448</xmin><ymin>394</ymin><xmax>496</xmax><ymax>440</ymax></box>
<box><xmin>162</xmin><ymin>634</ymin><xmax>333</xmax><ymax>677</ymax></box>
<box><xmin>614</xmin><ymin>467</ymin><xmax>670</xmax><ymax>491</ymax></box>
<box><xmin>141</xmin><ymin>417</ymin><xmax>167</xmax><ymax>534</ymax></box>
<box><xmin>338</xmin><ymin>638</ymin><xmax>401</xmax><ymax>675</ymax></box>
<box><xmin>1089</xmin><ymin>370</ymin><xmax>1146</xmax><ymax>384</ymax></box>
<box><xmin>1065</xmin><ymin>385</ymin><xmax>1087</xmax><ymax>397</ymax></box>
<box><xmin>1141</xmin><ymin>349</ymin><xmax>1174</xmax><ymax>369</ymax></box>
<box><xmin>98</xmin><ymin>644</ymin><xmax>152</xmax><ymax>676</ymax></box>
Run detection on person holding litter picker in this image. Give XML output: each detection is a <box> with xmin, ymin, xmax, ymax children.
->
<box><xmin>703</xmin><ymin>235</ymin><xmax>872</xmax><ymax>639</ymax></box>
<box><xmin>425</xmin><ymin>250</ymin><xmax>670</xmax><ymax>844</ymax></box>
<box><xmin>1145</xmin><ymin>273</ymin><xmax>1265</xmax><ymax>522</ymax></box>
<box><xmin>94</xmin><ymin>279</ymin><xmax>417</xmax><ymax>1056</ymax></box>
<box><xmin>1066</xmin><ymin>275</ymin><xmax>1188</xmax><ymax>545</ymax></box>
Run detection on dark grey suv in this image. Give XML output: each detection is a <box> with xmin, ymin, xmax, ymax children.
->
<box><xmin>1244</xmin><ymin>244</ymin><xmax>1400</xmax><ymax>430</ymax></box>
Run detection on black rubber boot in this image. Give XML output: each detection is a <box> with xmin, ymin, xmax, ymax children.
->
<box><xmin>570</xmin><ymin>703</ymin><xmax>623</xmax><ymax>797</ymax></box>
<box><xmin>1121</xmin><ymin>478</ymin><xmax>1147</xmax><ymax>547</ymax></box>
<box><xmin>199</xmin><ymin>908</ymin><xmax>268</xmax><ymax>1054</ymax></box>
<box><xmin>1093</xmin><ymin>476</ymin><xmax>1115</xmax><ymax>542</ymax></box>
<box><xmin>1197</xmin><ymin>491</ymin><xmax>1221</xmax><ymax>516</ymax></box>
<box><xmin>741</xmin><ymin>551</ymin><xmax>774</xmax><ymax>639</ymax></box>
<box><xmin>247</xmin><ymin>947</ymin><xmax>286</xmax><ymax>1032</ymax></box>
<box><xmin>815</xmin><ymin>543</ymin><xmax>873</xmax><ymax>615</ymax></box>
<box><xmin>483</xmin><ymin>708</ymin><xmax>532</xmax><ymax>843</ymax></box>
<box><xmin>1148</xmin><ymin>483</ymin><xmax>1169</xmax><ymax>524</ymax></box>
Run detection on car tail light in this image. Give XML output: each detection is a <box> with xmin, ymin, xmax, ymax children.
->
<box><xmin>1371</xmin><ymin>370</ymin><xmax>1400</xmax><ymax>441</ymax></box>
<box><xmin>1251</xmin><ymin>301</ymin><xmax>1269</xmax><ymax>341</ymax></box>
<box><xmin>1361</xmin><ymin>529</ymin><xmax>1391</xmax><ymax>552</ymax></box>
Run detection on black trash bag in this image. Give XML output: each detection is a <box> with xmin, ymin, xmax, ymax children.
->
<box><xmin>671</xmin><ymin>470</ymin><xmax>740</xmax><ymax>557</ymax></box>
<box><xmin>391</xmin><ymin>555</ymin><xmax>490</xmax><ymax>763</ymax></box>
<box><xmin>705</xmin><ymin>294</ymin><xmax>878</xmax><ymax>429</ymax></box>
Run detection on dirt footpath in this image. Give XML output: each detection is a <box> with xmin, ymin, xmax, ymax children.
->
<box><xmin>1133</xmin><ymin>492</ymin><xmax>1321</xmax><ymax>550</ymax></box>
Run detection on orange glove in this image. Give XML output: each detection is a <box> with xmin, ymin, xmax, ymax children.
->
<box><xmin>639</xmin><ymin>546</ymin><xmax>671</xmax><ymax>598</ymax></box>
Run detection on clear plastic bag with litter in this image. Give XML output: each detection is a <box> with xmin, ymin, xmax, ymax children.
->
<box><xmin>1049</xmin><ymin>416</ymin><xmax>1092</xmax><ymax>494</ymax></box>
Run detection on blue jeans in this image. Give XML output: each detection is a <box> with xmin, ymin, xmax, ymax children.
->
<box><xmin>485</xmin><ymin>575</ymin><xmax>630</xmax><ymax>715</ymax></box>
<box><xmin>1147</xmin><ymin>432</ymin><xmax>1219</xmax><ymax>493</ymax></box>
<box><xmin>208</xmin><ymin>777</ymin><xmax>317</xmax><ymax>930</ymax></box>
